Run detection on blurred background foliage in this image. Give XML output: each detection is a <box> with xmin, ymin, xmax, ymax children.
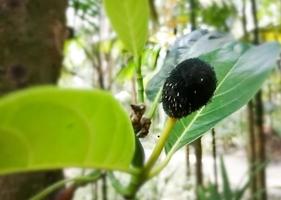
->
<box><xmin>58</xmin><ymin>0</ymin><xmax>281</xmax><ymax>199</ymax></box>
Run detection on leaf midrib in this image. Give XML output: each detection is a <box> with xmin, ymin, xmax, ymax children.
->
<box><xmin>166</xmin><ymin>46</ymin><xmax>246</xmax><ymax>155</ymax></box>
<box><xmin>122</xmin><ymin>1</ymin><xmax>139</xmax><ymax>56</ymax></box>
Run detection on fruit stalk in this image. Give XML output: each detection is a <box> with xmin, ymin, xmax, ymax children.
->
<box><xmin>124</xmin><ymin>117</ymin><xmax>177</xmax><ymax>198</ymax></box>
<box><xmin>144</xmin><ymin>117</ymin><xmax>177</xmax><ymax>171</ymax></box>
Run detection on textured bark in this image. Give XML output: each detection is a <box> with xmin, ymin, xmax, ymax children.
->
<box><xmin>0</xmin><ymin>171</ymin><xmax>63</xmax><ymax>200</ymax></box>
<box><xmin>0</xmin><ymin>0</ymin><xmax>68</xmax><ymax>199</ymax></box>
<box><xmin>0</xmin><ymin>0</ymin><xmax>67</xmax><ymax>94</ymax></box>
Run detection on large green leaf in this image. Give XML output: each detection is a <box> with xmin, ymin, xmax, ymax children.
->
<box><xmin>146</xmin><ymin>30</ymin><xmax>233</xmax><ymax>100</ymax></box>
<box><xmin>165</xmin><ymin>42</ymin><xmax>281</xmax><ymax>153</ymax></box>
<box><xmin>0</xmin><ymin>87</ymin><xmax>135</xmax><ymax>175</ymax></box>
<box><xmin>103</xmin><ymin>0</ymin><xmax>149</xmax><ymax>56</ymax></box>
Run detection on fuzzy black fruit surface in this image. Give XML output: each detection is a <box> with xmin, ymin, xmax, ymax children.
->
<box><xmin>162</xmin><ymin>58</ymin><xmax>217</xmax><ymax>118</ymax></box>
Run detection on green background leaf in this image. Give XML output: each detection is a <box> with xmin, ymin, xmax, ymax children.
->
<box><xmin>0</xmin><ymin>87</ymin><xmax>135</xmax><ymax>175</ymax></box>
<box><xmin>103</xmin><ymin>0</ymin><xmax>149</xmax><ymax>56</ymax></box>
<box><xmin>165</xmin><ymin>42</ymin><xmax>281</xmax><ymax>153</ymax></box>
<box><xmin>146</xmin><ymin>30</ymin><xmax>233</xmax><ymax>101</ymax></box>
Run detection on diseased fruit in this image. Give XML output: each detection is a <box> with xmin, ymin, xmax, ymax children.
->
<box><xmin>162</xmin><ymin>58</ymin><xmax>217</xmax><ymax>118</ymax></box>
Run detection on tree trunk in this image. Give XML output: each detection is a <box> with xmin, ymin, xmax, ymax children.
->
<box><xmin>250</xmin><ymin>0</ymin><xmax>267</xmax><ymax>199</ymax></box>
<box><xmin>0</xmin><ymin>0</ymin><xmax>68</xmax><ymax>199</ymax></box>
<box><xmin>101</xmin><ymin>174</ymin><xmax>108</xmax><ymax>200</ymax></box>
<box><xmin>190</xmin><ymin>0</ymin><xmax>197</xmax><ymax>31</ymax></box>
<box><xmin>188</xmin><ymin>0</ymin><xmax>203</xmax><ymax>197</ymax></box>
<box><xmin>254</xmin><ymin>91</ymin><xmax>267</xmax><ymax>200</ymax></box>
<box><xmin>241</xmin><ymin>0</ymin><xmax>249</xmax><ymax>41</ymax></box>
<box><xmin>194</xmin><ymin>139</ymin><xmax>203</xmax><ymax>187</ymax></box>
<box><xmin>149</xmin><ymin>0</ymin><xmax>158</xmax><ymax>25</ymax></box>
<box><xmin>185</xmin><ymin>145</ymin><xmax>191</xmax><ymax>178</ymax></box>
<box><xmin>247</xmin><ymin>100</ymin><xmax>258</xmax><ymax>199</ymax></box>
<box><xmin>241</xmin><ymin>2</ymin><xmax>259</xmax><ymax>199</ymax></box>
<box><xmin>211</xmin><ymin>129</ymin><xmax>218</xmax><ymax>189</ymax></box>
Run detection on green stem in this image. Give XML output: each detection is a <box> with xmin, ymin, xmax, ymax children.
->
<box><xmin>135</xmin><ymin>56</ymin><xmax>144</xmax><ymax>103</ymax></box>
<box><xmin>124</xmin><ymin>117</ymin><xmax>177</xmax><ymax>198</ymax></box>
<box><xmin>147</xmin><ymin>154</ymin><xmax>173</xmax><ymax>178</ymax></box>
<box><xmin>149</xmin><ymin>108</ymin><xmax>204</xmax><ymax>178</ymax></box>
<box><xmin>30</xmin><ymin>179</ymin><xmax>70</xmax><ymax>200</ymax></box>
<box><xmin>147</xmin><ymin>88</ymin><xmax>162</xmax><ymax>119</ymax></box>
<box><xmin>144</xmin><ymin>117</ymin><xmax>177</xmax><ymax>171</ymax></box>
<box><xmin>108</xmin><ymin>172</ymin><xmax>129</xmax><ymax>196</ymax></box>
<box><xmin>30</xmin><ymin>171</ymin><xmax>102</xmax><ymax>200</ymax></box>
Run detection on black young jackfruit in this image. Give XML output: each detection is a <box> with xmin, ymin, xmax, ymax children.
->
<box><xmin>162</xmin><ymin>58</ymin><xmax>217</xmax><ymax>118</ymax></box>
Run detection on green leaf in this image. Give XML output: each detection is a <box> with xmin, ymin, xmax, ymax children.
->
<box><xmin>103</xmin><ymin>0</ymin><xmax>149</xmax><ymax>56</ymax></box>
<box><xmin>146</xmin><ymin>30</ymin><xmax>233</xmax><ymax>101</ymax></box>
<box><xmin>0</xmin><ymin>87</ymin><xmax>135</xmax><ymax>175</ymax></box>
<box><xmin>209</xmin><ymin>185</ymin><xmax>221</xmax><ymax>200</ymax></box>
<box><xmin>234</xmin><ymin>181</ymin><xmax>250</xmax><ymax>200</ymax></box>
<box><xmin>198</xmin><ymin>187</ymin><xmax>208</xmax><ymax>200</ymax></box>
<box><xmin>115</xmin><ymin>59</ymin><xmax>135</xmax><ymax>83</ymax></box>
<box><xmin>131</xmin><ymin>136</ymin><xmax>145</xmax><ymax>167</ymax></box>
<box><xmin>165</xmin><ymin>42</ymin><xmax>281</xmax><ymax>153</ymax></box>
<box><xmin>234</xmin><ymin>161</ymin><xmax>267</xmax><ymax>200</ymax></box>
<box><xmin>220</xmin><ymin>157</ymin><xmax>232</xmax><ymax>199</ymax></box>
<box><xmin>200</xmin><ymin>1</ymin><xmax>237</xmax><ymax>31</ymax></box>
<box><xmin>198</xmin><ymin>184</ymin><xmax>221</xmax><ymax>200</ymax></box>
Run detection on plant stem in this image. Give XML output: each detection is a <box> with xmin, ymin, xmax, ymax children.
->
<box><xmin>30</xmin><ymin>179</ymin><xmax>71</xmax><ymax>200</ymax></box>
<box><xmin>148</xmin><ymin>109</ymin><xmax>203</xmax><ymax>178</ymax></box>
<box><xmin>124</xmin><ymin>117</ymin><xmax>177</xmax><ymax>198</ymax></box>
<box><xmin>108</xmin><ymin>172</ymin><xmax>130</xmax><ymax>195</ymax></box>
<box><xmin>147</xmin><ymin>153</ymin><xmax>172</xmax><ymax>178</ymax></box>
<box><xmin>144</xmin><ymin>117</ymin><xmax>177</xmax><ymax>171</ymax></box>
<box><xmin>135</xmin><ymin>56</ymin><xmax>145</xmax><ymax>103</ymax></box>
<box><xmin>30</xmin><ymin>171</ymin><xmax>102</xmax><ymax>200</ymax></box>
<box><xmin>147</xmin><ymin>88</ymin><xmax>162</xmax><ymax>119</ymax></box>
